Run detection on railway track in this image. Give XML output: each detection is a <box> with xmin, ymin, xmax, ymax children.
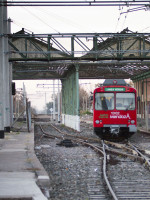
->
<box><xmin>104</xmin><ymin>140</ymin><xmax>150</xmax><ymax>200</ymax></box>
<box><xmin>36</xmin><ymin>122</ymin><xmax>150</xmax><ymax>200</ymax></box>
<box><xmin>107</xmin><ymin>156</ymin><xmax>150</xmax><ymax>199</ymax></box>
<box><xmin>38</xmin><ymin>123</ymin><xmax>113</xmax><ymax>199</ymax></box>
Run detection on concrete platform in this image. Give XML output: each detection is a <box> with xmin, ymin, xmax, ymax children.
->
<box><xmin>0</xmin><ymin>123</ymin><xmax>50</xmax><ymax>200</ymax></box>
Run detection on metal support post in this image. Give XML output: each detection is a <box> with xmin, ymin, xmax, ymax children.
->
<box><xmin>26</xmin><ymin>99</ymin><xmax>31</xmax><ymax>132</ymax></box>
<box><xmin>53</xmin><ymin>80</ymin><xmax>56</xmax><ymax>121</ymax></box>
<box><xmin>140</xmin><ymin>80</ymin><xmax>142</xmax><ymax>121</ymax></box>
<box><xmin>57</xmin><ymin>79</ymin><xmax>61</xmax><ymax>123</ymax></box>
<box><xmin>71</xmin><ymin>36</ymin><xmax>74</xmax><ymax>58</ymax></box>
<box><xmin>0</xmin><ymin>3</ymin><xmax>4</xmax><ymax>137</ymax></box>
<box><xmin>8</xmin><ymin>18</ymin><xmax>13</xmax><ymax>126</ymax></box>
<box><xmin>75</xmin><ymin>64</ymin><xmax>80</xmax><ymax>131</ymax></box>
<box><xmin>86</xmin><ymin>96</ymin><xmax>88</xmax><ymax>111</ymax></box>
<box><xmin>93</xmin><ymin>36</ymin><xmax>98</xmax><ymax>60</ymax></box>
<box><xmin>75</xmin><ymin>65</ymin><xmax>79</xmax><ymax>116</ymax></box>
<box><xmin>47</xmin><ymin>35</ymin><xmax>51</xmax><ymax>61</ymax></box>
<box><xmin>143</xmin><ymin>36</ymin><xmax>146</xmax><ymax>58</ymax></box>
<box><xmin>145</xmin><ymin>79</ymin><xmax>149</xmax><ymax>131</ymax></box>
<box><xmin>138</xmin><ymin>80</ymin><xmax>139</xmax><ymax>115</ymax></box>
<box><xmin>23</xmin><ymin>82</ymin><xmax>26</xmax><ymax>117</ymax></box>
<box><xmin>17</xmin><ymin>99</ymin><xmax>19</xmax><ymax>117</ymax></box>
<box><xmin>3</xmin><ymin>2</ymin><xmax>10</xmax><ymax>132</ymax></box>
<box><xmin>25</xmin><ymin>38</ymin><xmax>27</xmax><ymax>58</ymax></box>
<box><xmin>143</xmin><ymin>80</ymin><xmax>144</xmax><ymax>120</ymax></box>
<box><xmin>9</xmin><ymin>63</ymin><xmax>13</xmax><ymax>125</ymax></box>
<box><xmin>83</xmin><ymin>97</ymin><xmax>85</xmax><ymax>111</ymax></box>
<box><xmin>45</xmin><ymin>92</ymin><xmax>47</xmax><ymax>114</ymax></box>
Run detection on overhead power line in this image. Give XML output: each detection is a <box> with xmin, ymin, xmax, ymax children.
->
<box><xmin>120</xmin><ymin>5</ymin><xmax>150</xmax><ymax>14</ymax></box>
<box><xmin>22</xmin><ymin>7</ymin><xmax>60</xmax><ymax>33</ymax></box>
<box><xmin>2</xmin><ymin>1</ymin><xmax>150</xmax><ymax>7</ymax></box>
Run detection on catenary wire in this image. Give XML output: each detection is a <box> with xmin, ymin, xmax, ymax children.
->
<box><xmin>21</xmin><ymin>6</ymin><xmax>60</xmax><ymax>33</ymax></box>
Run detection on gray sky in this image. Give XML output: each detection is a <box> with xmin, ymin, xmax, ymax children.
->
<box><xmin>8</xmin><ymin>4</ymin><xmax>150</xmax><ymax>34</ymax></box>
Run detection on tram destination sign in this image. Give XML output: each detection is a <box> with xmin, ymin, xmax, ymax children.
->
<box><xmin>105</xmin><ymin>88</ymin><xmax>126</xmax><ymax>92</ymax></box>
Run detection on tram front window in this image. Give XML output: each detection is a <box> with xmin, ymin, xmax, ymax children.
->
<box><xmin>116</xmin><ymin>93</ymin><xmax>135</xmax><ymax>110</ymax></box>
<box><xmin>95</xmin><ymin>93</ymin><xmax>114</xmax><ymax>110</ymax></box>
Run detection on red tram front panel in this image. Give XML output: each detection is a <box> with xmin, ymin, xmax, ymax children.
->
<box><xmin>93</xmin><ymin>85</ymin><xmax>137</xmax><ymax>138</ymax></box>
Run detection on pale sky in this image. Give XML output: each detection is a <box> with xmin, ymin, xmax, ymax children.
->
<box><xmin>8</xmin><ymin>5</ymin><xmax>150</xmax><ymax>34</ymax></box>
<box><xmin>15</xmin><ymin>79</ymin><xmax>102</xmax><ymax>112</ymax></box>
<box><xmin>8</xmin><ymin>3</ymin><xmax>150</xmax><ymax>111</ymax></box>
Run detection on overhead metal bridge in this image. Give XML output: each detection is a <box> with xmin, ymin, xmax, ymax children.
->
<box><xmin>9</xmin><ymin>28</ymin><xmax>150</xmax><ymax>81</ymax></box>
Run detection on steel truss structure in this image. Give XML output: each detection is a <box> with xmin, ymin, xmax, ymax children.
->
<box><xmin>2</xmin><ymin>0</ymin><xmax>150</xmax><ymax>7</ymax></box>
<box><xmin>8</xmin><ymin>29</ymin><xmax>150</xmax><ymax>80</ymax></box>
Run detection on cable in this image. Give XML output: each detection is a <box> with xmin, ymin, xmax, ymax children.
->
<box><xmin>21</xmin><ymin>6</ymin><xmax>60</xmax><ymax>33</ymax></box>
<box><xmin>140</xmin><ymin>26</ymin><xmax>150</xmax><ymax>32</ymax></box>
<box><xmin>31</xmin><ymin>6</ymin><xmax>97</xmax><ymax>33</ymax></box>
<box><xmin>11</xmin><ymin>19</ymin><xmax>36</xmax><ymax>33</ymax></box>
<box><xmin>120</xmin><ymin>9</ymin><xmax>129</xmax><ymax>31</ymax></box>
<box><xmin>115</xmin><ymin>0</ymin><xmax>129</xmax><ymax>33</ymax></box>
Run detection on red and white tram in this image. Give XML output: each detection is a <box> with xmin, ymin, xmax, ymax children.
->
<box><xmin>93</xmin><ymin>79</ymin><xmax>137</xmax><ymax>140</ymax></box>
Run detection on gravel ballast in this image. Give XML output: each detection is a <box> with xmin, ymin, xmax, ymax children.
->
<box><xmin>34</xmin><ymin>122</ymin><xmax>104</xmax><ymax>200</ymax></box>
<box><xmin>34</xmin><ymin>119</ymin><xmax>150</xmax><ymax>200</ymax></box>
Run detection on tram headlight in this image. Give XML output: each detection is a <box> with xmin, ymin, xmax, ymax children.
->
<box><xmin>131</xmin><ymin>120</ymin><xmax>135</xmax><ymax>124</ymax></box>
<box><xmin>95</xmin><ymin>120</ymin><xmax>100</xmax><ymax>124</ymax></box>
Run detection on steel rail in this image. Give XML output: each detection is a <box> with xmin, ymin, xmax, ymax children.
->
<box><xmin>102</xmin><ymin>141</ymin><xmax>119</xmax><ymax>200</ymax></box>
<box><xmin>42</xmin><ymin>123</ymin><xmax>101</xmax><ymax>142</ymax></box>
<box><xmin>39</xmin><ymin>124</ymin><xmax>104</xmax><ymax>155</ymax></box>
<box><xmin>129</xmin><ymin>143</ymin><xmax>150</xmax><ymax>167</ymax></box>
<box><xmin>105</xmin><ymin>140</ymin><xmax>138</xmax><ymax>155</ymax></box>
<box><xmin>39</xmin><ymin>124</ymin><xmax>144</xmax><ymax>162</ymax></box>
<box><xmin>40</xmin><ymin>123</ymin><xmax>119</xmax><ymax>199</ymax></box>
<box><xmin>39</xmin><ymin>123</ymin><xmax>149</xmax><ymax>199</ymax></box>
<box><xmin>39</xmin><ymin>124</ymin><xmax>64</xmax><ymax>139</ymax></box>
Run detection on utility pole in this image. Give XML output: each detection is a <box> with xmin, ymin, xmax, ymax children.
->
<box><xmin>23</xmin><ymin>83</ymin><xmax>27</xmax><ymax>119</ymax></box>
<box><xmin>53</xmin><ymin>80</ymin><xmax>56</xmax><ymax>121</ymax></box>
<box><xmin>58</xmin><ymin>80</ymin><xmax>60</xmax><ymax>123</ymax></box>
<box><xmin>3</xmin><ymin>0</ymin><xmax>10</xmax><ymax>132</ymax></box>
<box><xmin>37</xmin><ymin>81</ymin><xmax>62</xmax><ymax>121</ymax></box>
<box><xmin>0</xmin><ymin>2</ymin><xmax>4</xmax><ymax>138</ymax></box>
<box><xmin>45</xmin><ymin>92</ymin><xmax>47</xmax><ymax>114</ymax></box>
<box><xmin>8</xmin><ymin>18</ymin><xmax>13</xmax><ymax>126</ymax></box>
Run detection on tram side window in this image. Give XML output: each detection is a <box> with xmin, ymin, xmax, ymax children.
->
<box><xmin>116</xmin><ymin>93</ymin><xmax>135</xmax><ymax>110</ymax></box>
<box><xmin>95</xmin><ymin>93</ymin><xmax>114</xmax><ymax>110</ymax></box>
